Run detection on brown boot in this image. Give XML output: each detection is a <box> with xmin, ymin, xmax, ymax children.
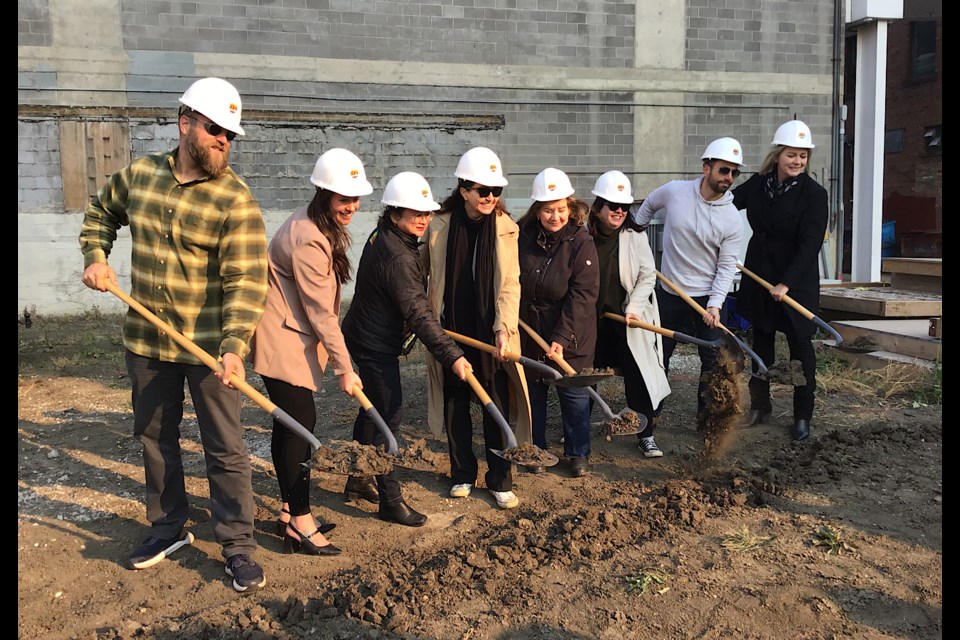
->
<box><xmin>343</xmin><ymin>476</ymin><xmax>379</xmax><ymax>503</ymax></box>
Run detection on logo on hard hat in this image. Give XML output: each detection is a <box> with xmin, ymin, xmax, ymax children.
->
<box><xmin>733</xmin><ymin>148</ymin><xmax>740</xmax><ymax>156</ymax></box>
<box><xmin>547</xmin><ymin>183</ymin><xmax>556</xmax><ymax>191</ymax></box>
<box><xmin>229</xmin><ymin>103</ymin><xmax>238</xmax><ymax>114</ymax></box>
<box><xmin>350</xmin><ymin>169</ymin><xmax>359</xmax><ymax>178</ymax></box>
<box><xmin>798</xmin><ymin>132</ymin><xmax>807</xmax><ymax>140</ymax></box>
<box><xmin>617</xmin><ymin>184</ymin><xmax>625</xmax><ymax>192</ymax></box>
<box><xmin>490</xmin><ymin>165</ymin><xmax>498</xmax><ymax>172</ymax></box>
<box><xmin>421</xmin><ymin>189</ymin><xmax>429</xmax><ymax>197</ymax></box>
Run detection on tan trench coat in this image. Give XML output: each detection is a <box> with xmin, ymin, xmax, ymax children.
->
<box><xmin>422</xmin><ymin>211</ymin><xmax>533</xmax><ymax>442</ymax></box>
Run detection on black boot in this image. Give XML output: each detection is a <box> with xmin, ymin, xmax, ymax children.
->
<box><xmin>792</xmin><ymin>418</ymin><xmax>811</xmax><ymax>441</ymax></box>
<box><xmin>377</xmin><ymin>499</ymin><xmax>428</xmax><ymax>527</ymax></box>
<box><xmin>744</xmin><ymin>409</ymin><xmax>772</xmax><ymax>426</ymax></box>
<box><xmin>343</xmin><ymin>476</ymin><xmax>379</xmax><ymax>503</ymax></box>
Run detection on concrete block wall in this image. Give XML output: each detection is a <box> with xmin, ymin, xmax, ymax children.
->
<box><xmin>18</xmin><ymin>0</ymin><xmax>838</xmax><ymax>315</ymax></box>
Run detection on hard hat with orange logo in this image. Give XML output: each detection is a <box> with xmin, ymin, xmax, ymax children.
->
<box><xmin>309</xmin><ymin>148</ymin><xmax>374</xmax><ymax>197</ymax></box>
<box><xmin>178</xmin><ymin>77</ymin><xmax>245</xmax><ymax>136</ymax></box>
<box><xmin>591</xmin><ymin>170</ymin><xmax>633</xmax><ymax>205</ymax></box>
<box><xmin>381</xmin><ymin>172</ymin><xmax>441</xmax><ymax>211</ymax></box>
<box><xmin>530</xmin><ymin>167</ymin><xmax>575</xmax><ymax>202</ymax></box>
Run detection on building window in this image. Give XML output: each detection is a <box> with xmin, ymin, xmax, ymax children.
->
<box><xmin>910</xmin><ymin>21</ymin><xmax>937</xmax><ymax>81</ymax></box>
<box><xmin>884</xmin><ymin>129</ymin><xmax>903</xmax><ymax>154</ymax></box>
<box><xmin>923</xmin><ymin>125</ymin><xmax>942</xmax><ymax>155</ymax></box>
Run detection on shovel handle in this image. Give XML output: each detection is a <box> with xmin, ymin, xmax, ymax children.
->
<box><xmin>352</xmin><ymin>385</ymin><xmax>399</xmax><ymax>455</ymax></box>
<box><xmin>602</xmin><ymin>312</ymin><xmax>718</xmax><ymax>349</ymax></box>
<box><xmin>517</xmin><ymin>319</ymin><xmax>578</xmax><ymax>377</ymax></box>
<box><xmin>736</xmin><ymin>264</ymin><xmax>844</xmax><ymax>345</ymax></box>
<box><xmin>444</xmin><ymin>329</ymin><xmax>562</xmax><ymax>381</ymax></box>
<box><xmin>463</xmin><ymin>370</ymin><xmax>518</xmax><ymax>450</ymax></box>
<box><xmin>655</xmin><ymin>271</ymin><xmax>768</xmax><ymax>374</ymax></box>
<box><xmin>104</xmin><ymin>281</ymin><xmax>323</xmax><ymax>451</ymax></box>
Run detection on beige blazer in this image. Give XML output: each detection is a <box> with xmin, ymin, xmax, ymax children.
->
<box><xmin>250</xmin><ymin>207</ymin><xmax>353</xmax><ymax>391</ymax></box>
<box><xmin>422</xmin><ymin>211</ymin><xmax>533</xmax><ymax>442</ymax></box>
<box><xmin>619</xmin><ymin>228</ymin><xmax>671</xmax><ymax>408</ymax></box>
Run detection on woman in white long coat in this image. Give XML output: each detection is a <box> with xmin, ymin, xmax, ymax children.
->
<box><xmin>588</xmin><ymin>171</ymin><xmax>671</xmax><ymax>458</ymax></box>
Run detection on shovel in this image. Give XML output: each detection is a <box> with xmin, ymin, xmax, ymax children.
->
<box><xmin>603</xmin><ymin>312</ymin><xmax>735</xmax><ymax>351</ymax></box>
<box><xmin>736</xmin><ymin>263</ymin><xmax>844</xmax><ymax>346</ymax></box>
<box><xmin>655</xmin><ymin>271</ymin><xmax>768</xmax><ymax>375</ymax></box>
<box><xmin>444</xmin><ymin>329</ymin><xmax>596</xmax><ymax>388</ymax></box>
<box><xmin>517</xmin><ymin>318</ymin><xmax>647</xmax><ymax>436</ymax></box>
<box><xmin>462</xmin><ymin>370</ymin><xmax>559</xmax><ymax>468</ymax></box>
<box><xmin>104</xmin><ymin>282</ymin><xmax>396</xmax><ymax>472</ymax></box>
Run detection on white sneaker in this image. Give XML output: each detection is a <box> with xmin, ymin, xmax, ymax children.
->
<box><xmin>450</xmin><ymin>483</ymin><xmax>473</xmax><ymax>498</ymax></box>
<box><xmin>489</xmin><ymin>489</ymin><xmax>519</xmax><ymax>509</ymax></box>
<box><xmin>639</xmin><ymin>436</ymin><xmax>664</xmax><ymax>458</ymax></box>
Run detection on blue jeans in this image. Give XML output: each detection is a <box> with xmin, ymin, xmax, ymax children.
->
<box><xmin>528</xmin><ymin>381</ymin><xmax>592</xmax><ymax>459</ymax></box>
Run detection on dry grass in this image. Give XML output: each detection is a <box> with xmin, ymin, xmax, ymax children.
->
<box><xmin>817</xmin><ymin>359</ymin><xmax>940</xmax><ymax>401</ymax></box>
<box><xmin>721</xmin><ymin>526</ymin><xmax>776</xmax><ymax>552</ymax></box>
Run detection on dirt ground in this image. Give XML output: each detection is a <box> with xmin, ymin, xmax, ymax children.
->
<box><xmin>18</xmin><ymin>311</ymin><xmax>942</xmax><ymax>640</ymax></box>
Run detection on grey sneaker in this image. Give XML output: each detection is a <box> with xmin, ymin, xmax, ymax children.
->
<box><xmin>225</xmin><ymin>554</ymin><xmax>266</xmax><ymax>592</ymax></box>
<box><xmin>129</xmin><ymin>530</ymin><xmax>194</xmax><ymax>570</ymax></box>
<box><xmin>639</xmin><ymin>436</ymin><xmax>664</xmax><ymax>458</ymax></box>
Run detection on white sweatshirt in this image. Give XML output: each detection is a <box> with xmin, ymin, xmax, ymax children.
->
<box><xmin>633</xmin><ymin>177</ymin><xmax>743</xmax><ymax>310</ymax></box>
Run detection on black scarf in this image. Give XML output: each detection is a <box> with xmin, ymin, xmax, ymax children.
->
<box><xmin>764</xmin><ymin>171</ymin><xmax>799</xmax><ymax>200</ymax></box>
<box><xmin>442</xmin><ymin>206</ymin><xmax>499</xmax><ymax>383</ymax></box>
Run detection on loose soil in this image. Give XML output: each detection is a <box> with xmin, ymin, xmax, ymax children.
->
<box><xmin>18</xmin><ymin>312</ymin><xmax>942</xmax><ymax>640</ymax></box>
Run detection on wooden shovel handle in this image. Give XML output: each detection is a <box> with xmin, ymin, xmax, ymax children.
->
<box><xmin>445</xmin><ymin>329</ymin><xmax>498</xmax><ymax>355</ymax></box>
<box><xmin>517</xmin><ymin>318</ymin><xmax>578</xmax><ymax>376</ymax></box>
<box><xmin>736</xmin><ymin>263</ymin><xmax>814</xmax><ymax>320</ymax></box>
<box><xmin>656</xmin><ymin>270</ymin><xmax>737</xmax><ymax>338</ymax></box>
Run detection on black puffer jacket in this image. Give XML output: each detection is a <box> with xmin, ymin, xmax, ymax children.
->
<box><xmin>343</xmin><ymin>219</ymin><xmax>463</xmax><ymax>368</ymax></box>
<box><xmin>518</xmin><ymin>220</ymin><xmax>600</xmax><ymax>373</ymax></box>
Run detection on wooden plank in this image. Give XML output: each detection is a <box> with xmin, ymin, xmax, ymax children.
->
<box><xmin>831</xmin><ymin>319</ymin><xmax>942</xmax><ymax>361</ymax></box>
<box><xmin>881</xmin><ymin>257</ymin><xmax>942</xmax><ymax>277</ymax></box>
<box><xmin>819</xmin><ymin>287</ymin><xmax>941</xmax><ymax>318</ymax></box>
<box><xmin>59</xmin><ymin>121</ymin><xmax>89</xmax><ymax>211</ymax></box>
<box><xmin>929</xmin><ymin>317</ymin><xmax>941</xmax><ymax>338</ymax></box>
<box><xmin>90</xmin><ymin>121</ymin><xmax>130</xmax><ymax>195</ymax></box>
<box><xmin>826</xmin><ymin>346</ymin><xmax>936</xmax><ymax>371</ymax></box>
<box><xmin>890</xmin><ymin>272</ymin><xmax>941</xmax><ymax>294</ymax></box>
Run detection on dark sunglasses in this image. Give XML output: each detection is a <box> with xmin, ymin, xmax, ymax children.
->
<box><xmin>186</xmin><ymin>115</ymin><xmax>237</xmax><ymax>141</ymax></box>
<box><xmin>602</xmin><ymin>199</ymin><xmax>629</xmax><ymax>213</ymax></box>
<box><xmin>715</xmin><ymin>166</ymin><xmax>741</xmax><ymax>178</ymax></box>
<box><xmin>467</xmin><ymin>185</ymin><xmax>503</xmax><ymax>198</ymax></box>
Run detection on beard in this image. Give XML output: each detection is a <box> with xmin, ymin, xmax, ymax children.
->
<box><xmin>706</xmin><ymin>175</ymin><xmax>731</xmax><ymax>195</ymax></box>
<box><xmin>186</xmin><ymin>128</ymin><xmax>229</xmax><ymax>178</ymax></box>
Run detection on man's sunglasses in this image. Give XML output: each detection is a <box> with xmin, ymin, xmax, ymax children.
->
<box><xmin>715</xmin><ymin>166</ymin><xmax>741</xmax><ymax>178</ymax></box>
<box><xmin>185</xmin><ymin>115</ymin><xmax>237</xmax><ymax>141</ymax></box>
<box><xmin>602</xmin><ymin>199</ymin><xmax>629</xmax><ymax>213</ymax></box>
<box><xmin>466</xmin><ymin>185</ymin><xmax>503</xmax><ymax>198</ymax></box>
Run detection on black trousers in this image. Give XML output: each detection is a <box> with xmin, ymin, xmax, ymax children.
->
<box><xmin>748</xmin><ymin>327</ymin><xmax>816</xmax><ymax>420</ymax></box>
<box><xmin>261</xmin><ymin>375</ymin><xmax>316</xmax><ymax>517</ymax></box>
<box><xmin>444</xmin><ymin>368</ymin><xmax>513</xmax><ymax>491</ymax></box>
<box><xmin>656</xmin><ymin>288</ymin><xmax>720</xmax><ymax>416</ymax></box>
<box><xmin>349</xmin><ymin>346</ymin><xmax>404</xmax><ymax>505</ymax></box>
<box><xmin>595</xmin><ymin>316</ymin><xmax>656</xmax><ymax>437</ymax></box>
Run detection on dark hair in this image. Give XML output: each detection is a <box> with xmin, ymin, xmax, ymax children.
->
<box><xmin>306</xmin><ymin>188</ymin><xmax>353</xmax><ymax>284</ymax></box>
<box><xmin>439</xmin><ymin>179</ymin><xmax>510</xmax><ymax>217</ymax></box>
<box><xmin>518</xmin><ymin>196</ymin><xmax>590</xmax><ymax>230</ymax></box>
<box><xmin>587</xmin><ymin>196</ymin><xmax>643</xmax><ymax>234</ymax></box>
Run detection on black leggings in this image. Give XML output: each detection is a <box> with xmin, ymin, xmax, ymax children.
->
<box><xmin>748</xmin><ymin>327</ymin><xmax>816</xmax><ymax>420</ymax></box>
<box><xmin>262</xmin><ymin>375</ymin><xmax>316</xmax><ymax>517</ymax></box>
<box><xmin>595</xmin><ymin>316</ymin><xmax>656</xmax><ymax>437</ymax></box>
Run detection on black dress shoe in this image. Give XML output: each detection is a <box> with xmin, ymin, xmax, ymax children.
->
<box><xmin>570</xmin><ymin>457</ymin><xmax>588</xmax><ymax>478</ymax></box>
<box><xmin>275</xmin><ymin>508</ymin><xmax>335</xmax><ymax>537</ymax></box>
<box><xmin>343</xmin><ymin>476</ymin><xmax>380</xmax><ymax>503</ymax></box>
<box><xmin>744</xmin><ymin>409</ymin><xmax>772</xmax><ymax>426</ymax></box>
<box><xmin>282</xmin><ymin>522</ymin><xmax>341</xmax><ymax>556</ymax></box>
<box><xmin>525</xmin><ymin>464</ymin><xmax>545</xmax><ymax>474</ymax></box>
<box><xmin>378</xmin><ymin>500</ymin><xmax>428</xmax><ymax>527</ymax></box>
<box><xmin>792</xmin><ymin>418</ymin><xmax>811</xmax><ymax>441</ymax></box>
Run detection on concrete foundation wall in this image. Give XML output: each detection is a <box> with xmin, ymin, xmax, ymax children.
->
<box><xmin>18</xmin><ymin>0</ymin><xmax>836</xmax><ymax>316</ymax></box>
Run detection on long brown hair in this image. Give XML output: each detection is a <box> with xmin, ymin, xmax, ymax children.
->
<box><xmin>306</xmin><ymin>188</ymin><xmax>353</xmax><ymax>284</ymax></box>
<box><xmin>439</xmin><ymin>179</ymin><xmax>511</xmax><ymax>217</ymax></box>
<box><xmin>518</xmin><ymin>196</ymin><xmax>590</xmax><ymax>230</ymax></box>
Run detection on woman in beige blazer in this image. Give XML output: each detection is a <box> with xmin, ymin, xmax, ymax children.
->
<box><xmin>250</xmin><ymin>149</ymin><xmax>371</xmax><ymax>556</ymax></box>
<box><xmin>423</xmin><ymin>147</ymin><xmax>532</xmax><ymax>511</ymax></box>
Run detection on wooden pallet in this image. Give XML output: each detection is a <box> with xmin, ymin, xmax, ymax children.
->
<box><xmin>819</xmin><ymin>286</ymin><xmax>941</xmax><ymax>318</ymax></box>
<box><xmin>881</xmin><ymin>257</ymin><xmax>941</xmax><ymax>294</ymax></box>
<box><xmin>829</xmin><ymin>319</ymin><xmax>942</xmax><ymax>361</ymax></box>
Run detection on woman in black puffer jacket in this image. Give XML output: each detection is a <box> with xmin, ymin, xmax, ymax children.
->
<box><xmin>342</xmin><ymin>172</ymin><xmax>471</xmax><ymax>526</ymax></box>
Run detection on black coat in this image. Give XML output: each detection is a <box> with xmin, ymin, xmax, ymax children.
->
<box><xmin>518</xmin><ymin>221</ymin><xmax>599</xmax><ymax>373</ymax></box>
<box><xmin>342</xmin><ymin>220</ymin><xmax>463</xmax><ymax>368</ymax></box>
<box><xmin>732</xmin><ymin>172</ymin><xmax>828</xmax><ymax>336</ymax></box>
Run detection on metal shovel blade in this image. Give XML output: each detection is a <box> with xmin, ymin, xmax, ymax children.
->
<box><xmin>490</xmin><ymin>444</ymin><xmax>560</xmax><ymax>468</ymax></box>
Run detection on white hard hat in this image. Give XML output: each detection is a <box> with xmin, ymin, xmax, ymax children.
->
<box><xmin>591</xmin><ymin>170</ymin><xmax>633</xmax><ymax>204</ymax></box>
<box><xmin>455</xmin><ymin>147</ymin><xmax>509</xmax><ymax>187</ymax></box>
<box><xmin>381</xmin><ymin>172</ymin><xmax>441</xmax><ymax>212</ymax></box>
<box><xmin>530</xmin><ymin>168</ymin><xmax>575</xmax><ymax>202</ymax></box>
<box><xmin>700</xmin><ymin>137</ymin><xmax>744</xmax><ymax>166</ymax></box>
<box><xmin>772</xmin><ymin>120</ymin><xmax>816</xmax><ymax>149</ymax></box>
<box><xmin>179</xmin><ymin>77</ymin><xmax>245</xmax><ymax>136</ymax></box>
<box><xmin>309</xmin><ymin>148</ymin><xmax>373</xmax><ymax>197</ymax></box>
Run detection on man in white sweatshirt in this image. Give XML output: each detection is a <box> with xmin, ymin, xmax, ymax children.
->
<box><xmin>632</xmin><ymin>137</ymin><xmax>745</xmax><ymax>418</ymax></box>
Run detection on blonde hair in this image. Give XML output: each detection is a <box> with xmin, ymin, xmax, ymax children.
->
<box><xmin>760</xmin><ymin>146</ymin><xmax>814</xmax><ymax>176</ymax></box>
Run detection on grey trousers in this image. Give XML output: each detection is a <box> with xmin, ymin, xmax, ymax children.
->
<box><xmin>125</xmin><ymin>350</ymin><xmax>256</xmax><ymax>559</ymax></box>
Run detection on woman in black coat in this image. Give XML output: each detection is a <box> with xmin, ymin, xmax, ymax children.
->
<box><xmin>732</xmin><ymin>120</ymin><xmax>828</xmax><ymax>441</ymax></box>
<box><xmin>518</xmin><ymin>168</ymin><xmax>599</xmax><ymax>477</ymax></box>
